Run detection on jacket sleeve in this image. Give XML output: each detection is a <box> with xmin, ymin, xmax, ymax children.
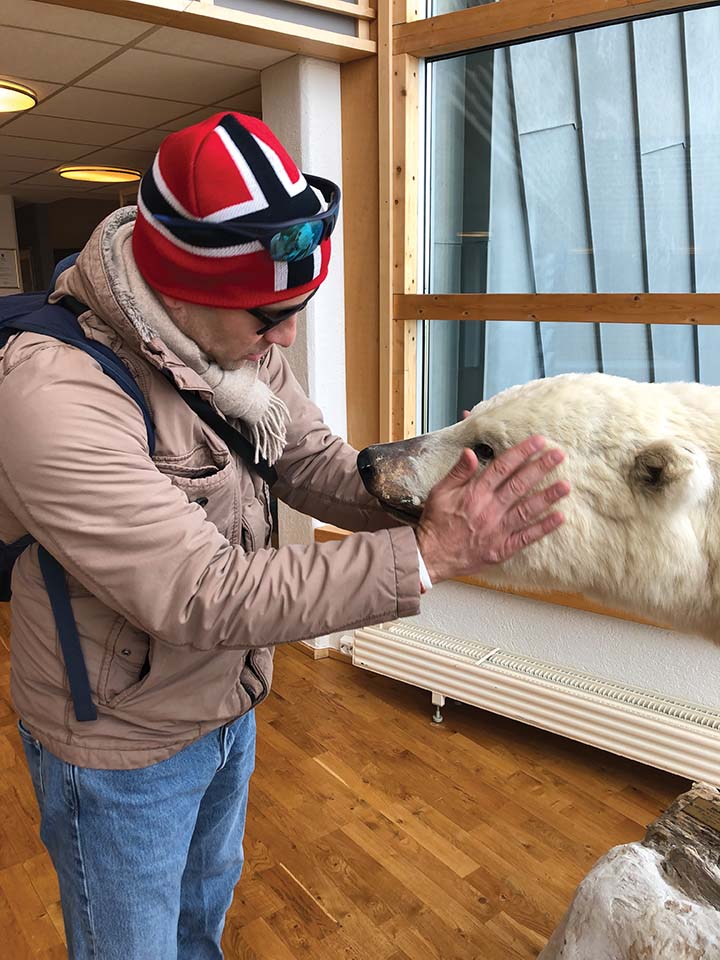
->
<box><xmin>0</xmin><ymin>343</ymin><xmax>420</xmax><ymax>651</ymax></box>
<box><xmin>267</xmin><ymin>347</ymin><xmax>402</xmax><ymax>532</ymax></box>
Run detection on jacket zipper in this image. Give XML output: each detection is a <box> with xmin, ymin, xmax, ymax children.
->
<box><xmin>248</xmin><ymin>650</ymin><xmax>269</xmax><ymax>702</ymax></box>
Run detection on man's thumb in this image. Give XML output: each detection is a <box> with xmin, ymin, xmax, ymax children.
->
<box><xmin>444</xmin><ymin>448</ymin><xmax>478</xmax><ymax>486</ymax></box>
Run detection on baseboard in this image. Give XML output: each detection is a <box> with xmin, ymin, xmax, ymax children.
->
<box><xmin>291</xmin><ymin>642</ymin><xmax>352</xmax><ymax>663</ymax></box>
<box><xmin>292</xmin><ymin>641</ymin><xmax>330</xmax><ymax>660</ymax></box>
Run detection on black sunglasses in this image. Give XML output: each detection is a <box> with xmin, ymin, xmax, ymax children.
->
<box><xmin>249</xmin><ymin>289</ymin><xmax>318</xmax><ymax>335</ymax></box>
<box><xmin>154</xmin><ymin>175</ymin><xmax>340</xmax><ymax>264</ymax></box>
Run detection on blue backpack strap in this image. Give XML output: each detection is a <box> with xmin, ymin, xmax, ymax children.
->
<box><xmin>0</xmin><ymin>534</ymin><xmax>35</xmax><ymax>603</ymax></box>
<box><xmin>37</xmin><ymin>547</ymin><xmax>97</xmax><ymax>722</ymax></box>
<box><xmin>4</xmin><ymin>300</ymin><xmax>155</xmax><ymax>455</ymax></box>
<box><xmin>2</xmin><ymin>296</ymin><xmax>155</xmax><ymax>723</ymax></box>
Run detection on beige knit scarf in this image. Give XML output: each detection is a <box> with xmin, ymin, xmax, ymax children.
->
<box><xmin>111</xmin><ymin>222</ymin><xmax>290</xmax><ymax>465</ymax></box>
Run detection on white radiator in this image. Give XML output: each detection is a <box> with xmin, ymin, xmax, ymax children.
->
<box><xmin>351</xmin><ymin>622</ymin><xmax>720</xmax><ymax>785</ymax></box>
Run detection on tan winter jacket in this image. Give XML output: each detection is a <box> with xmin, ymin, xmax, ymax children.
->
<box><xmin>0</xmin><ymin>208</ymin><xmax>420</xmax><ymax>769</ymax></box>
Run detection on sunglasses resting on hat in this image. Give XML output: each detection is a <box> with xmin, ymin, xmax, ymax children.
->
<box><xmin>155</xmin><ymin>175</ymin><xmax>340</xmax><ymax>265</ymax></box>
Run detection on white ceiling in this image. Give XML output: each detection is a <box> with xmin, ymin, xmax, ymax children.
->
<box><xmin>0</xmin><ymin>0</ymin><xmax>292</xmax><ymax>204</ymax></box>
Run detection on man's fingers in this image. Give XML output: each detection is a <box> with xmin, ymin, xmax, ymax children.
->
<box><xmin>503</xmin><ymin>481</ymin><xmax>570</xmax><ymax>532</ymax></box>
<box><xmin>497</xmin><ymin>511</ymin><xmax>565</xmax><ymax>562</ymax></box>
<box><xmin>493</xmin><ymin>447</ymin><xmax>566</xmax><ymax>507</ymax></box>
<box><xmin>462</xmin><ymin>409</ymin><xmax>471</xmax><ymax>420</ymax></box>
<box><xmin>477</xmin><ymin>435</ymin><xmax>548</xmax><ymax>493</ymax></box>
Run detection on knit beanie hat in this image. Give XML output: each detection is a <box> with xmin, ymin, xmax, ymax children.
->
<box><xmin>132</xmin><ymin>112</ymin><xmax>333</xmax><ymax>309</ymax></box>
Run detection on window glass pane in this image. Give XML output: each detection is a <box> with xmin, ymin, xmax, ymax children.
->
<box><xmin>425</xmin><ymin>8</ymin><xmax>720</xmax><ymax>295</ymax></box>
<box><xmin>422</xmin><ymin>8</ymin><xmax>720</xmax><ymax>431</ymax></box>
<box><xmin>423</xmin><ymin>320</ymin><xmax>720</xmax><ymax>430</ymax></box>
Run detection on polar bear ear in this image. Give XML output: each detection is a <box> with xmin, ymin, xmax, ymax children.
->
<box><xmin>630</xmin><ymin>441</ymin><xmax>704</xmax><ymax>500</ymax></box>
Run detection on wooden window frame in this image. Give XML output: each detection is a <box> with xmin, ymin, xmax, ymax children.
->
<box><xmin>378</xmin><ymin>0</ymin><xmax>719</xmax><ymax>628</ymax></box>
<box><xmin>42</xmin><ymin>0</ymin><xmax>377</xmax><ymax>60</ymax></box>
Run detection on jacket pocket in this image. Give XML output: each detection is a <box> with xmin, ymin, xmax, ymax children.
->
<box><xmin>156</xmin><ymin>446</ymin><xmax>238</xmax><ymax>541</ymax></box>
<box><xmin>97</xmin><ymin>618</ymin><xmax>151</xmax><ymax>707</ymax></box>
<box><xmin>153</xmin><ymin>443</ymin><xmax>231</xmax><ymax>483</ymax></box>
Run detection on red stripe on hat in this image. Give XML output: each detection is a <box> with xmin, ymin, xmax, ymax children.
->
<box><xmin>154</xmin><ymin>116</ymin><xmax>220</xmax><ymax>217</ymax></box>
<box><xmin>194</xmin><ymin>128</ymin><xmax>259</xmax><ymax>219</ymax></box>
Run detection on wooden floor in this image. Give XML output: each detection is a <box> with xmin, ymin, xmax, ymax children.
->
<box><xmin>0</xmin><ymin>603</ymin><xmax>687</xmax><ymax>960</ymax></box>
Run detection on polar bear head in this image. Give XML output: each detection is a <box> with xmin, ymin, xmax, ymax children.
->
<box><xmin>358</xmin><ymin>372</ymin><xmax>719</xmax><ymax>637</ymax></box>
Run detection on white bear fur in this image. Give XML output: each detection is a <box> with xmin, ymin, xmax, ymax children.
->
<box><xmin>372</xmin><ymin>373</ymin><xmax>720</xmax><ymax>641</ymax></box>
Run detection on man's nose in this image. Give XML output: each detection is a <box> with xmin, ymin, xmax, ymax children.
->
<box><xmin>265</xmin><ymin>314</ymin><xmax>298</xmax><ymax>348</ymax></box>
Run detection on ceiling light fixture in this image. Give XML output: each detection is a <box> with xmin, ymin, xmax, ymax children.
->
<box><xmin>57</xmin><ymin>165</ymin><xmax>142</xmax><ymax>184</ymax></box>
<box><xmin>0</xmin><ymin>80</ymin><xmax>37</xmax><ymax>113</ymax></box>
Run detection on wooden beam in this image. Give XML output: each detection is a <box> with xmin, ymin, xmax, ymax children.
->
<box><xmin>394</xmin><ymin>0</ymin><xmax>715</xmax><ymax>58</ymax></box>
<box><xmin>393</xmin><ymin>0</ymin><xmax>422</xmax><ymax>24</ymax></box>
<box><xmin>395</xmin><ymin>293</ymin><xmax>720</xmax><ymax>325</ymax></box>
<box><xmin>41</xmin><ymin>0</ymin><xmax>376</xmax><ymax>62</ymax></box>
<box><xmin>391</xmin><ymin>53</ymin><xmax>420</xmax><ymax>441</ymax></box>
<box><xmin>341</xmin><ymin>55</ymin><xmax>381</xmax><ymax>449</ymax></box>
<box><xmin>392</xmin><ymin>55</ymin><xmax>419</xmax><ymax>299</ymax></box>
<box><xmin>378</xmin><ymin>0</ymin><xmax>394</xmax><ymax>442</ymax></box>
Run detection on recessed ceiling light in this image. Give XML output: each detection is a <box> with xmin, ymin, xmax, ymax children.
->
<box><xmin>57</xmin><ymin>165</ymin><xmax>142</xmax><ymax>184</ymax></box>
<box><xmin>0</xmin><ymin>80</ymin><xmax>37</xmax><ymax>113</ymax></box>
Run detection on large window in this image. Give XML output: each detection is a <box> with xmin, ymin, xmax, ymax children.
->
<box><xmin>422</xmin><ymin>5</ymin><xmax>720</xmax><ymax>429</ymax></box>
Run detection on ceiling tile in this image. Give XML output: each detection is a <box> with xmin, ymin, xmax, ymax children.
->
<box><xmin>0</xmin><ymin>170</ymin><xmax>26</xmax><ymax>187</ymax></box>
<box><xmin>159</xmin><ymin>106</ymin><xmax>232</xmax><ymax>133</ymax></box>
<box><xmin>113</xmin><ymin>129</ymin><xmax>167</xmax><ymax>152</ymax></box>
<box><xmin>1</xmin><ymin>114</ymin><xmax>144</xmax><ymax>147</ymax></box>
<box><xmin>215</xmin><ymin>87</ymin><xmax>262</xmax><ymax>114</ymax></box>
<box><xmin>0</xmin><ymin>153</ymin><xmax>51</xmax><ymax>172</ymax></box>
<box><xmin>159</xmin><ymin>90</ymin><xmax>262</xmax><ymax>133</ymax></box>
<box><xmin>0</xmin><ymin>134</ymin><xmax>96</xmax><ymax>160</ymax></box>
<box><xmin>0</xmin><ymin>0</ymin><xmax>151</xmax><ymax>44</ymax></box>
<box><xmin>33</xmin><ymin>87</ymin><xmax>196</xmax><ymax>128</ymax></box>
<box><xmin>77</xmin><ymin>146</ymin><xmax>155</xmax><ymax>171</ymax></box>
<box><xmin>137</xmin><ymin>27</ymin><xmax>291</xmax><ymax>70</ymax></box>
<box><xmin>78</xmin><ymin>49</ymin><xmax>259</xmax><ymax>105</ymax></box>
<box><xmin>0</xmin><ymin>26</ymin><xmax>119</xmax><ymax>84</ymax></box>
<box><xmin>22</xmin><ymin>172</ymin><xmax>100</xmax><ymax>190</ymax></box>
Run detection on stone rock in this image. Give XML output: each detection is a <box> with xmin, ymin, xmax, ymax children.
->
<box><xmin>539</xmin><ymin>782</ymin><xmax>720</xmax><ymax>960</ymax></box>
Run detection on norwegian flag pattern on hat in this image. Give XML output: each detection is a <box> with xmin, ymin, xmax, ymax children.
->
<box><xmin>132</xmin><ymin>112</ymin><xmax>331</xmax><ymax>309</ymax></box>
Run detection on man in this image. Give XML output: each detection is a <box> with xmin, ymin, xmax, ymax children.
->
<box><xmin>0</xmin><ymin>112</ymin><xmax>568</xmax><ymax>959</ymax></box>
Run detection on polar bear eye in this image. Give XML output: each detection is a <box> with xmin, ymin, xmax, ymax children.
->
<box><xmin>473</xmin><ymin>443</ymin><xmax>494</xmax><ymax>461</ymax></box>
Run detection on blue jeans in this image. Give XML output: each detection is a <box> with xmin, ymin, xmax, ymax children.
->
<box><xmin>18</xmin><ymin>712</ymin><xmax>256</xmax><ymax>960</ymax></box>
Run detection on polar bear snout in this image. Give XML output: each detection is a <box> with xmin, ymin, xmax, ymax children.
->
<box><xmin>357</xmin><ymin>440</ymin><xmax>425</xmax><ymax>521</ymax></box>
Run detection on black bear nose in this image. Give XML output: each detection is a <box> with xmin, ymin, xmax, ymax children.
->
<box><xmin>357</xmin><ymin>448</ymin><xmax>375</xmax><ymax>479</ymax></box>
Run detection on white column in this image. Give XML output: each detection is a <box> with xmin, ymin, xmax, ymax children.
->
<box><xmin>0</xmin><ymin>194</ymin><xmax>22</xmax><ymax>296</ymax></box>
<box><xmin>261</xmin><ymin>55</ymin><xmax>347</xmax><ymax>552</ymax></box>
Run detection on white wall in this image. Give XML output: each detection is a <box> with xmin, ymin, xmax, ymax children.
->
<box><xmin>261</xmin><ymin>57</ymin><xmax>347</xmax><ymax>655</ymax></box>
<box><xmin>0</xmin><ymin>194</ymin><xmax>21</xmax><ymax>296</ymax></box>
<box><xmin>412</xmin><ymin>581</ymin><xmax>719</xmax><ymax>709</ymax></box>
<box><xmin>261</xmin><ymin>55</ymin><xmax>347</xmax><ymax>443</ymax></box>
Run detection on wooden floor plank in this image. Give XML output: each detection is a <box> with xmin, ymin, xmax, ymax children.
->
<box><xmin>0</xmin><ymin>603</ymin><xmax>688</xmax><ymax>957</ymax></box>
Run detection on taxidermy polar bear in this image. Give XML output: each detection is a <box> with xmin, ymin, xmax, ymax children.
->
<box><xmin>357</xmin><ymin>372</ymin><xmax>720</xmax><ymax>641</ymax></box>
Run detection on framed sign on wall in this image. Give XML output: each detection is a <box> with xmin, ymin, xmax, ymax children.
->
<box><xmin>0</xmin><ymin>248</ymin><xmax>20</xmax><ymax>289</ymax></box>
